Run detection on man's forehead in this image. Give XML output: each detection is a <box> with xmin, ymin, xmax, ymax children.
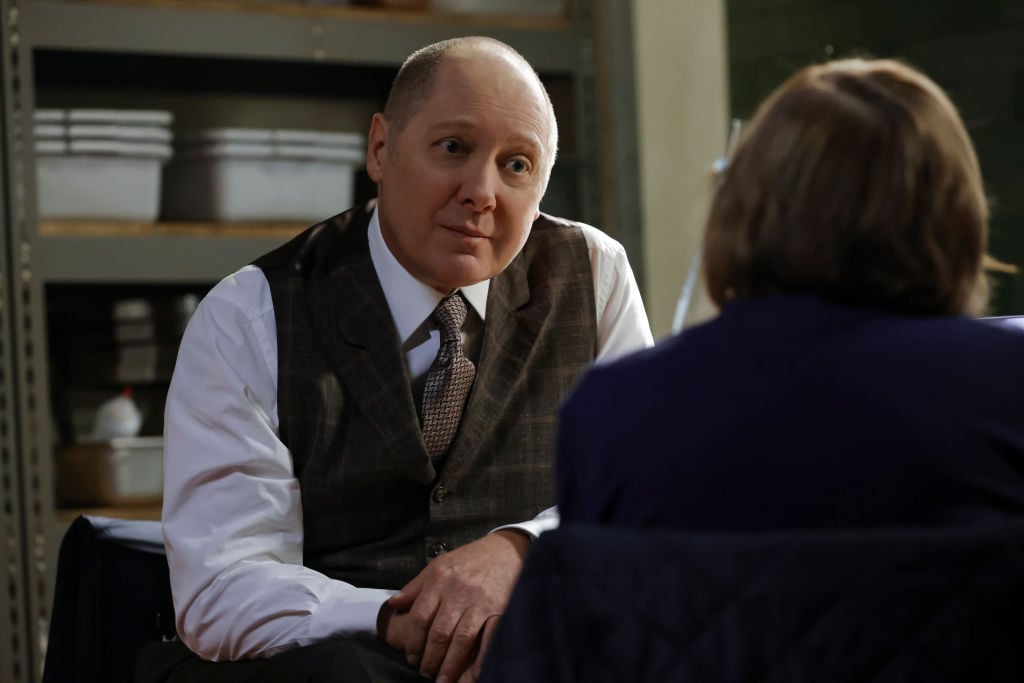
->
<box><xmin>436</xmin><ymin>48</ymin><xmax>536</xmax><ymax>92</ymax></box>
<box><xmin>385</xmin><ymin>43</ymin><xmax>557</xmax><ymax>164</ymax></box>
<box><xmin>412</xmin><ymin>53</ymin><xmax>549</xmax><ymax>124</ymax></box>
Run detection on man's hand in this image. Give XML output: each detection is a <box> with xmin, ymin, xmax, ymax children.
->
<box><xmin>378</xmin><ymin>529</ymin><xmax>529</xmax><ymax>682</ymax></box>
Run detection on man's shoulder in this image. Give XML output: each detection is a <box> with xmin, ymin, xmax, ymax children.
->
<box><xmin>253</xmin><ymin>202</ymin><xmax>375</xmax><ymax>280</ymax></box>
<box><xmin>530</xmin><ymin>213</ymin><xmax>626</xmax><ymax>257</ymax></box>
<box><xmin>528</xmin><ymin>212</ymin><xmax>585</xmax><ymax>240</ymax></box>
<box><xmin>530</xmin><ymin>212</ymin><xmax>593</xmax><ymax>239</ymax></box>
<box><xmin>516</xmin><ymin>213</ymin><xmax>593</xmax><ymax>274</ymax></box>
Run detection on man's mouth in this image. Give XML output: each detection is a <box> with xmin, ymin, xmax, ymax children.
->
<box><xmin>443</xmin><ymin>223</ymin><xmax>488</xmax><ymax>239</ymax></box>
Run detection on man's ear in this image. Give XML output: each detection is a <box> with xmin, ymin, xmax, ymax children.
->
<box><xmin>366</xmin><ymin>113</ymin><xmax>389</xmax><ymax>183</ymax></box>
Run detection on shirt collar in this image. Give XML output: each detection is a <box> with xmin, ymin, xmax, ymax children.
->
<box><xmin>367</xmin><ymin>207</ymin><xmax>489</xmax><ymax>344</ymax></box>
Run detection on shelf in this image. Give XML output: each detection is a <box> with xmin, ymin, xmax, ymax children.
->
<box><xmin>22</xmin><ymin>0</ymin><xmax>579</xmax><ymax>73</ymax></box>
<box><xmin>3</xmin><ymin>1</ymin><xmax>634</xmax><ymax>679</ymax></box>
<box><xmin>37</xmin><ymin>220</ymin><xmax>306</xmax><ymax>283</ymax></box>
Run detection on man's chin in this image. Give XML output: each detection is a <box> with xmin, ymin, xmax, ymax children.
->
<box><xmin>433</xmin><ymin>258</ymin><xmax>499</xmax><ymax>290</ymax></box>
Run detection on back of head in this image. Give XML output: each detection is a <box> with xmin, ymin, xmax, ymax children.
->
<box><xmin>703</xmin><ymin>58</ymin><xmax>989</xmax><ymax>316</ymax></box>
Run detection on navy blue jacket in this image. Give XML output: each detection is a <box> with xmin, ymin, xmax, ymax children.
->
<box><xmin>557</xmin><ymin>296</ymin><xmax>1024</xmax><ymax>530</ymax></box>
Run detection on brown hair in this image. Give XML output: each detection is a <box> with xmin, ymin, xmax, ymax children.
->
<box><xmin>703</xmin><ymin>58</ymin><xmax>989</xmax><ymax>316</ymax></box>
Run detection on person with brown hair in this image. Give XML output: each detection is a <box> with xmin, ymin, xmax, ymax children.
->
<box><xmin>557</xmin><ymin>58</ymin><xmax>1024</xmax><ymax>531</ymax></box>
<box><xmin>703</xmin><ymin>58</ymin><xmax>989</xmax><ymax>318</ymax></box>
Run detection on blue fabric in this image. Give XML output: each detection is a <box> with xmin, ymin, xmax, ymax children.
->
<box><xmin>480</xmin><ymin>523</ymin><xmax>1024</xmax><ymax>683</ymax></box>
<box><xmin>44</xmin><ymin>515</ymin><xmax>175</xmax><ymax>683</ymax></box>
<box><xmin>557</xmin><ymin>297</ymin><xmax>1024</xmax><ymax>530</ymax></box>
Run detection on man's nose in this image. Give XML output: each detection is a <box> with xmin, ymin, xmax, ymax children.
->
<box><xmin>457</xmin><ymin>158</ymin><xmax>498</xmax><ymax>212</ymax></box>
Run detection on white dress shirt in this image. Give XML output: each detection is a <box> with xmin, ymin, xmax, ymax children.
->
<box><xmin>162</xmin><ymin>209</ymin><xmax>654</xmax><ymax>661</ymax></box>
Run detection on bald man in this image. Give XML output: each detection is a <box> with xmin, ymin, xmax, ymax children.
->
<box><xmin>143</xmin><ymin>37</ymin><xmax>652</xmax><ymax>683</ymax></box>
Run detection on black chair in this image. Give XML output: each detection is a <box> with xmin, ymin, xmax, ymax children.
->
<box><xmin>43</xmin><ymin>515</ymin><xmax>175</xmax><ymax>683</ymax></box>
<box><xmin>480</xmin><ymin>523</ymin><xmax>1024</xmax><ymax>683</ymax></box>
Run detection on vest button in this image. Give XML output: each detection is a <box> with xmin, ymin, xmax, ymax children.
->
<box><xmin>428</xmin><ymin>541</ymin><xmax>449</xmax><ymax>558</ymax></box>
<box><xmin>432</xmin><ymin>485</ymin><xmax>447</xmax><ymax>503</ymax></box>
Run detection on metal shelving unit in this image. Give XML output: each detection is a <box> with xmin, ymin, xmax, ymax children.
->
<box><xmin>3</xmin><ymin>0</ymin><xmax>60</xmax><ymax>680</ymax></box>
<box><xmin>0</xmin><ymin>1</ymin><xmax>642</xmax><ymax>680</ymax></box>
<box><xmin>23</xmin><ymin>0</ymin><xmax>579</xmax><ymax>70</ymax></box>
<box><xmin>1</xmin><ymin>0</ymin><xmax>34</xmax><ymax>673</ymax></box>
<box><xmin>37</xmin><ymin>221</ymin><xmax>307</xmax><ymax>283</ymax></box>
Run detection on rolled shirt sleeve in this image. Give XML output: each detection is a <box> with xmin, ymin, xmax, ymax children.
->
<box><xmin>162</xmin><ymin>267</ymin><xmax>393</xmax><ymax>660</ymax></box>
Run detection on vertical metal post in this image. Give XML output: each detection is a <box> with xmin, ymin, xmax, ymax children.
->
<box><xmin>0</xmin><ymin>0</ymin><xmax>34</xmax><ymax>680</ymax></box>
<box><xmin>573</xmin><ymin>0</ymin><xmax>645</xmax><ymax>289</ymax></box>
<box><xmin>570</xmin><ymin>0</ymin><xmax>599</xmax><ymax>229</ymax></box>
<box><xmin>1</xmin><ymin>0</ymin><xmax>53</xmax><ymax>679</ymax></box>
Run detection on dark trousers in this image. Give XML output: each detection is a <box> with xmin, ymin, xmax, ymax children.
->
<box><xmin>136</xmin><ymin>636</ymin><xmax>424</xmax><ymax>683</ymax></box>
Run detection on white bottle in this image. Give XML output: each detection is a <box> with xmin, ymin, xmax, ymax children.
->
<box><xmin>93</xmin><ymin>387</ymin><xmax>143</xmax><ymax>440</ymax></box>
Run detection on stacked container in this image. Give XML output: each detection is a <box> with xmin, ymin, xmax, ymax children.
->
<box><xmin>34</xmin><ymin>108</ymin><xmax>174</xmax><ymax>221</ymax></box>
<box><xmin>430</xmin><ymin>0</ymin><xmax>564</xmax><ymax>15</ymax></box>
<box><xmin>161</xmin><ymin>128</ymin><xmax>365</xmax><ymax>222</ymax></box>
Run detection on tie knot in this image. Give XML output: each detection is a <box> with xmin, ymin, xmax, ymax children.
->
<box><xmin>433</xmin><ymin>293</ymin><xmax>468</xmax><ymax>344</ymax></box>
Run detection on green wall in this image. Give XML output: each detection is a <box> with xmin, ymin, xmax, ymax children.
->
<box><xmin>727</xmin><ymin>0</ymin><xmax>1024</xmax><ymax>314</ymax></box>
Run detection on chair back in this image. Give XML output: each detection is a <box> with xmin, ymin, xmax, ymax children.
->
<box><xmin>481</xmin><ymin>523</ymin><xmax>1024</xmax><ymax>683</ymax></box>
<box><xmin>43</xmin><ymin>515</ymin><xmax>174</xmax><ymax>683</ymax></box>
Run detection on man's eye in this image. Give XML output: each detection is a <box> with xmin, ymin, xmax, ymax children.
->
<box><xmin>441</xmin><ymin>140</ymin><xmax>461</xmax><ymax>154</ymax></box>
<box><xmin>506</xmin><ymin>158</ymin><xmax>530</xmax><ymax>174</ymax></box>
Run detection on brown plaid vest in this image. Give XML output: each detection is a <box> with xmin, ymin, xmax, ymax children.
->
<box><xmin>254</xmin><ymin>202</ymin><xmax>597</xmax><ymax>589</ymax></box>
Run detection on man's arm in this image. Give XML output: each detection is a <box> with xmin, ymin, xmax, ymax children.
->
<box><xmin>584</xmin><ymin>222</ymin><xmax>656</xmax><ymax>362</ymax></box>
<box><xmin>162</xmin><ymin>267</ymin><xmax>393</xmax><ymax>661</ymax></box>
<box><xmin>379</xmin><ymin>225</ymin><xmax>654</xmax><ymax>681</ymax></box>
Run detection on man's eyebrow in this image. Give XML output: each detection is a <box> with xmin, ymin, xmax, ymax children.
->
<box><xmin>425</xmin><ymin>119</ymin><xmax>545</xmax><ymax>155</ymax></box>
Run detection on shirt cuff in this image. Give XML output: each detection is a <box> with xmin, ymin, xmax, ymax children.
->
<box><xmin>305</xmin><ymin>587</ymin><xmax>396</xmax><ymax>644</ymax></box>
<box><xmin>490</xmin><ymin>506</ymin><xmax>560</xmax><ymax>539</ymax></box>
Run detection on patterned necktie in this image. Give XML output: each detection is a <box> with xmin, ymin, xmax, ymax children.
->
<box><xmin>421</xmin><ymin>292</ymin><xmax>476</xmax><ymax>461</ymax></box>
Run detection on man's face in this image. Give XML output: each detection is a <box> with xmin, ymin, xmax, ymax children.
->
<box><xmin>366</xmin><ymin>50</ymin><xmax>554</xmax><ymax>293</ymax></box>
